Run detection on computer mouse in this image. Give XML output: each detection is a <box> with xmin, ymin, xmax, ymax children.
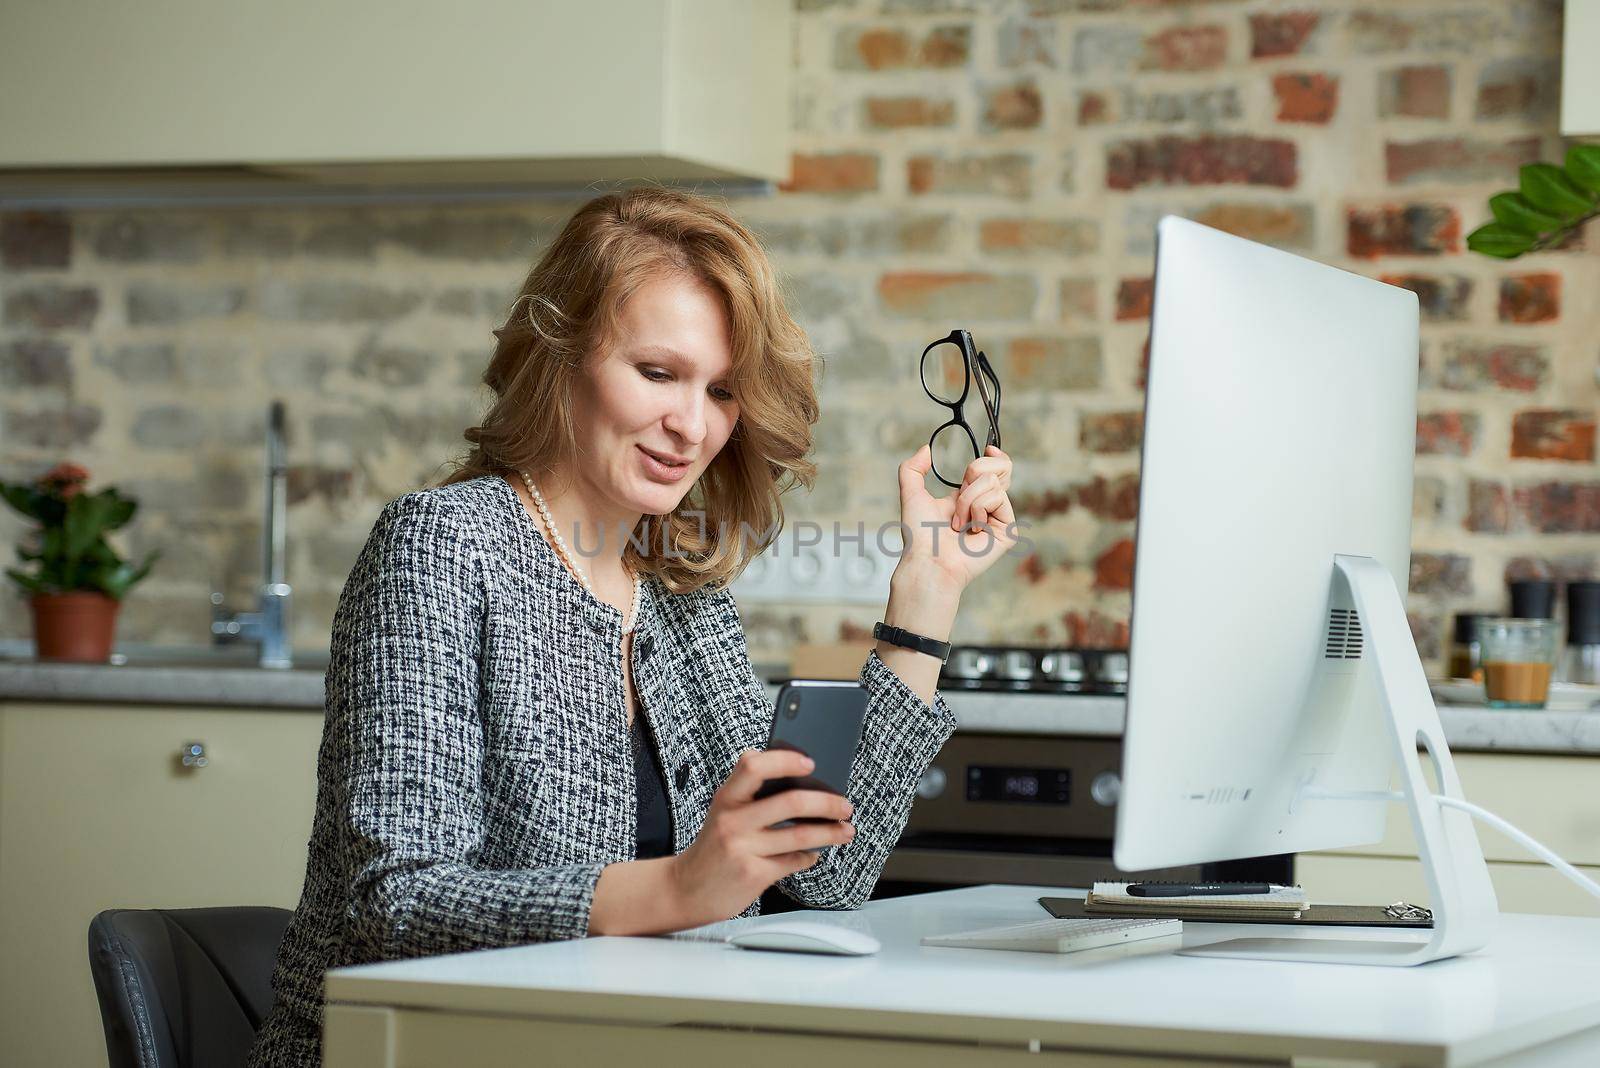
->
<box><xmin>726</xmin><ymin>921</ymin><xmax>881</xmax><ymax>957</ymax></box>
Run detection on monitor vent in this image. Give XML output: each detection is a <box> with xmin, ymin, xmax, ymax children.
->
<box><xmin>1324</xmin><ymin>608</ymin><xmax>1363</xmax><ymax>660</ymax></box>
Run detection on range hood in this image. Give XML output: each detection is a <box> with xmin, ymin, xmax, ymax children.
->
<box><xmin>0</xmin><ymin>0</ymin><xmax>790</xmax><ymax>204</ymax></box>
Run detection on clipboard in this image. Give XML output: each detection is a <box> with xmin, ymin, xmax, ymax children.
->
<box><xmin>1039</xmin><ymin>896</ymin><xmax>1434</xmax><ymax>928</ymax></box>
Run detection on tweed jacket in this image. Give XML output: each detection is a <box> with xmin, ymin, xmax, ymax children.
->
<box><xmin>247</xmin><ymin>475</ymin><xmax>958</xmax><ymax>1066</ymax></box>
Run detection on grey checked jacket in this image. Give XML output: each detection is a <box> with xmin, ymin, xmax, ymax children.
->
<box><xmin>247</xmin><ymin>475</ymin><xmax>958</xmax><ymax>1066</ymax></box>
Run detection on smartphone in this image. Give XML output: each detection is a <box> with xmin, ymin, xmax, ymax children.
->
<box><xmin>753</xmin><ymin>679</ymin><xmax>868</xmax><ymax>826</ymax></box>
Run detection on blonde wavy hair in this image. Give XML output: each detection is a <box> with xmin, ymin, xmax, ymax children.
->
<box><xmin>443</xmin><ymin>187</ymin><xmax>819</xmax><ymax>595</ymax></box>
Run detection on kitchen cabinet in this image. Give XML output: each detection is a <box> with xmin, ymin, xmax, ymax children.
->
<box><xmin>0</xmin><ymin>701</ymin><xmax>322</xmax><ymax>1068</ymax></box>
<box><xmin>1298</xmin><ymin>750</ymin><xmax>1600</xmax><ymax>917</ymax></box>
<box><xmin>0</xmin><ymin>0</ymin><xmax>790</xmax><ymax>198</ymax></box>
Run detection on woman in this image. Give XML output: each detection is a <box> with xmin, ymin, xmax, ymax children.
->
<box><xmin>248</xmin><ymin>187</ymin><xmax>1017</xmax><ymax>1066</ymax></box>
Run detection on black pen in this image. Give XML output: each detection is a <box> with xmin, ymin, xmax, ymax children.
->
<box><xmin>1124</xmin><ymin>882</ymin><xmax>1288</xmax><ymax>897</ymax></box>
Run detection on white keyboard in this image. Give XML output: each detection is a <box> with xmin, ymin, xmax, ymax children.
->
<box><xmin>921</xmin><ymin>916</ymin><xmax>1183</xmax><ymax>954</ymax></box>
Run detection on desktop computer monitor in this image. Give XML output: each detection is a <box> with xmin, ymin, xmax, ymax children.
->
<box><xmin>1112</xmin><ymin>216</ymin><xmax>1497</xmax><ymax>965</ymax></box>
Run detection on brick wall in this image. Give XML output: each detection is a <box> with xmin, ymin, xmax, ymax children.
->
<box><xmin>1</xmin><ymin>0</ymin><xmax>1596</xmax><ymax>672</ymax></box>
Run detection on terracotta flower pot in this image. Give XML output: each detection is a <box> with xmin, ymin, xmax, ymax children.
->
<box><xmin>30</xmin><ymin>592</ymin><xmax>120</xmax><ymax>663</ymax></box>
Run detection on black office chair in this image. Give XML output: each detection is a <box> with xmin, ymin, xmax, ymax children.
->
<box><xmin>88</xmin><ymin>906</ymin><xmax>292</xmax><ymax>1068</ymax></box>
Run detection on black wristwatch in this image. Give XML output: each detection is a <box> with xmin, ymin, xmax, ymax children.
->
<box><xmin>873</xmin><ymin>621</ymin><xmax>952</xmax><ymax>664</ymax></box>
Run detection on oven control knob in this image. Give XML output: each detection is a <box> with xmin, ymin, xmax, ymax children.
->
<box><xmin>1090</xmin><ymin>771</ymin><xmax>1121</xmax><ymax>807</ymax></box>
<box><xmin>1041</xmin><ymin>651</ymin><xmax>1084</xmax><ymax>684</ymax></box>
<box><xmin>946</xmin><ymin>647</ymin><xmax>993</xmax><ymax>680</ymax></box>
<box><xmin>916</xmin><ymin>766</ymin><xmax>947</xmax><ymax>800</ymax></box>
<box><xmin>997</xmin><ymin>649</ymin><xmax>1037</xmax><ymax>682</ymax></box>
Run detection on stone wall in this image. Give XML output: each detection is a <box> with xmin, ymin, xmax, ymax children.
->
<box><xmin>2</xmin><ymin>0</ymin><xmax>1596</xmax><ymax>670</ymax></box>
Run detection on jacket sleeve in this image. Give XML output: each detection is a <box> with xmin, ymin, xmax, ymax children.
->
<box><xmin>708</xmin><ymin>589</ymin><xmax>958</xmax><ymax>911</ymax></box>
<box><xmin>325</xmin><ymin>493</ymin><xmax>604</xmax><ymax>958</ymax></box>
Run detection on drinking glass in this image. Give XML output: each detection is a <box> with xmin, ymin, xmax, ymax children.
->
<box><xmin>1477</xmin><ymin>618</ymin><xmax>1560</xmax><ymax>709</ymax></box>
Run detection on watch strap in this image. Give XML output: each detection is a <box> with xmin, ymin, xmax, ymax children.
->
<box><xmin>873</xmin><ymin>621</ymin><xmax>952</xmax><ymax>664</ymax></box>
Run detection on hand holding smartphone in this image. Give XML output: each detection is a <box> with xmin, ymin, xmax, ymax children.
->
<box><xmin>753</xmin><ymin>680</ymin><xmax>868</xmax><ymax>830</ymax></box>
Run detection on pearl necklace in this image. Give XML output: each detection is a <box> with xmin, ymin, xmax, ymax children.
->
<box><xmin>519</xmin><ymin>470</ymin><xmax>641</xmax><ymax>634</ymax></box>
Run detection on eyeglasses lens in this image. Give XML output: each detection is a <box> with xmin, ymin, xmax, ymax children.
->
<box><xmin>930</xmin><ymin>422</ymin><xmax>977</xmax><ymax>486</ymax></box>
<box><xmin>922</xmin><ymin>341</ymin><xmax>968</xmax><ymax>405</ymax></box>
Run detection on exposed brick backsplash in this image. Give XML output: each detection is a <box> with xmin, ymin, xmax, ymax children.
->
<box><xmin>1</xmin><ymin>0</ymin><xmax>1594</xmax><ymax>673</ymax></box>
<box><xmin>781</xmin><ymin>153</ymin><xmax>880</xmax><ymax>194</ymax></box>
<box><xmin>1379</xmin><ymin>65</ymin><xmax>1452</xmax><ymax>120</ymax></box>
<box><xmin>864</xmin><ymin>96</ymin><xmax>956</xmax><ymax>129</ymax></box>
<box><xmin>1428</xmin><ymin>340</ymin><xmax>1549</xmax><ymax>393</ymax></box>
<box><xmin>0</xmin><ymin>212</ymin><xmax>71</xmax><ymax>269</ymax></box>
<box><xmin>1079</xmin><ymin>411</ymin><xmax>1143</xmax><ymax>454</ymax></box>
<box><xmin>1510</xmin><ymin>410</ymin><xmax>1598</xmax><ymax>463</ymax></box>
<box><xmin>978</xmin><ymin>217</ymin><xmax>1098</xmax><ymax>256</ymax></box>
<box><xmin>1410</xmin><ymin>552</ymin><xmax>1473</xmax><ymax>597</ymax></box>
<box><xmin>1379</xmin><ymin>273</ymin><xmax>1473</xmax><ymax>322</ymax></box>
<box><xmin>1093</xmin><ymin>538</ymin><xmax>1136</xmax><ymax>591</ymax></box>
<box><xmin>1249</xmin><ymin>12</ymin><xmax>1321</xmax><ymax>59</ymax></box>
<box><xmin>1142</xmin><ymin>26</ymin><xmax>1229</xmax><ymax>72</ymax></box>
<box><xmin>2</xmin><ymin>285</ymin><xmax>100</xmax><ymax>330</ymax></box>
<box><xmin>906</xmin><ymin>151</ymin><xmax>1032</xmax><ymax>198</ymax></box>
<box><xmin>1272</xmin><ymin>73</ymin><xmax>1339</xmax><ymax>124</ymax></box>
<box><xmin>981</xmin><ymin>81</ymin><xmax>1044</xmax><ymax>130</ymax></box>
<box><xmin>1347</xmin><ymin>205</ymin><xmax>1461</xmax><ymax>258</ymax></box>
<box><xmin>1105</xmin><ymin>135</ymin><xmax>1298</xmax><ymax>190</ymax></box>
<box><xmin>1113</xmin><ymin>277</ymin><xmax>1153</xmax><ymax>321</ymax></box>
<box><xmin>1384</xmin><ymin>136</ymin><xmax>1541</xmax><ymax>186</ymax></box>
<box><xmin>877</xmin><ymin>271</ymin><xmax>1037</xmax><ymax>319</ymax></box>
<box><xmin>1513</xmin><ymin>482</ymin><xmax>1600</xmax><ymax>535</ymax></box>
<box><xmin>835</xmin><ymin>25</ymin><xmax>971</xmax><ymax>71</ymax></box>
<box><xmin>1417</xmin><ymin>412</ymin><xmax>1481</xmax><ymax>457</ymax></box>
<box><xmin>1498</xmin><ymin>273</ymin><xmax>1562</xmax><ymax>324</ymax></box>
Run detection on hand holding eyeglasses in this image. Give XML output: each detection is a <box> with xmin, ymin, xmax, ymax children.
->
<box><xmin>887</xmin><ymin>327</ymin><xmax>1019</xmax><ymax>594</ymax></box>
<box><xmin>896</xmin><ymin>442</ymin><xmax>1017</xmax><ymax>594</ymax></box>
<box><xmin>920</xmin><ymin>329</ymin><xmax>1001</xmax><ymax>489</ymax></box>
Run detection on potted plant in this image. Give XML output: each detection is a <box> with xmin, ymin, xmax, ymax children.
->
<box><xmin>1</xmin><ymin>463</ymin><xmax>158</xmax><ymax>662</ymax></box>
<box><xmin>1466</xmin><ymin>144</ymin><xmax>1600</xmax><ymax>258</ymax></box>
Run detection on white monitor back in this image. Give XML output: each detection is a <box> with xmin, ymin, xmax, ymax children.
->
<box><xmin>1114</xmin><ymin>216</ymin><xmax>1421</xmax><ymax>872</ymax></box>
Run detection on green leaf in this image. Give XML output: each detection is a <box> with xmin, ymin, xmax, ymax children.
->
<box><xmin>1520</xmin><ymin>163</ymin><xmax>1596</xmax><ymax>219</ymax></box>
<box><xmin>63</xmin><ymin>493</ymin><xmax>120</xmax><ymax>558</ymax></box>
<box><xmin>0</xmin><ymin>482</ymin><xmax>46</xmax><ymax>521</ymax></box>
<box><xmin>101</xmin><ymin>552</ymin><xmax>158</xmax><ymax>599</ymax></box>
<box><xmin>106</xmin><ymin>498</ymin><xmax>137</xmax><ymax>529</ymax></box>
<box><xmin>63</xmin><ymin>496</ymin><xmax>95</xmax><ymax>559</ymax></box>
<box><xmin>1566</xmin><ymin>144</ymin><xmax>1600</xmax><ymax>194</ymax></box>
<box><xmin>1489</xmin><ymin>192</ymin><xmax>1564</xmax><ymax>236</ymax></box>
<box><xmin>1466</xmin><ymin>222</ymin><xmax>1537</xmax><ymax>259</ymax></box>
<box><xmin>5</xmin><ymin>568</ymin><xmax>50</xmax><ymax>594</ymax></box>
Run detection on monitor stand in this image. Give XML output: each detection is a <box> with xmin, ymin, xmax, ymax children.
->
<box><xmin>1181</xmin><ymin>554</ymin><xmax>1498</xmax><ymax>966</ymax></box>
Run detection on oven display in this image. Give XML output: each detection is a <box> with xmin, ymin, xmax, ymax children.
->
<box><xmin>966</xmin><ymin>765</ymin><xmax>1070</xmax><ymax>804</ymax></box>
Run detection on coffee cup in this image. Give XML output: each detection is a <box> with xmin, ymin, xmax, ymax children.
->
<box><xmin>1476</xmin><ymin>617</ymin><xmax>1559</xmax><ymax>710</ymax></box>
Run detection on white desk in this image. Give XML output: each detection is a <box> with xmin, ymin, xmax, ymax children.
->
<box><xmin>323</xmin><ymin>884</ymin><xmax>1600</xmax><ymax>1067</ymax></box>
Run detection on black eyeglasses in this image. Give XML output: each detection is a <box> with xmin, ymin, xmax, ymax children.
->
<box><xmin>920</xmin><ymin>328</ymin><xmax>1002</xmax><ymax>489</ymax></box>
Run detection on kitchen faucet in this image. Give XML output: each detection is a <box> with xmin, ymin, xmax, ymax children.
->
<box><xmin>211</xmin><ymin>401</ymin><xmax>292</xmax><ymax>668</ymax></box>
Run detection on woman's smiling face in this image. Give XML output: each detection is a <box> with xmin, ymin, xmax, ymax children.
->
<box><xmin>570</xmin><ymin>270</ymin><xmax>741</xmax><ymax>520</ymax></box>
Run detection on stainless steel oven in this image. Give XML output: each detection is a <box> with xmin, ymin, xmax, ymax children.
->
<box><xmin>760</xmin><ymin>644</ymin><xmax>1289</xmax><ymax>913</ymax></box>
<box><xmin>878</xmin><ymin>732</ymin><xmax>1207</xmax><ymax>890</ymax></box>
<box><xmin>874</xmin><ymin>645</ymin><xmax>1291</xmax><ymax>898</ymax></box>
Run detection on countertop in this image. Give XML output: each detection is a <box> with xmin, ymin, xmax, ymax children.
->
<box><xmin>2</xmin><ymin>653</ymin><xmax>1597</xmax><ymax>755</ymax></box>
